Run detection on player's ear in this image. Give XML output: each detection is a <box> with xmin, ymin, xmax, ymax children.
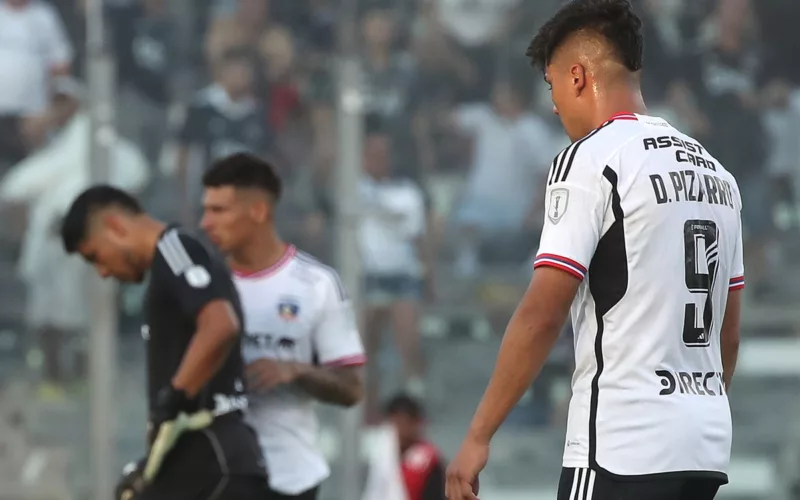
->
<box><xmin>250</xmin><ymin>198</ymin><xmax>269</xmax><ymax>224</ymax></box>
<box><xmin>103</xmin><ymin>212</ymin><xmax>129</xmax><ymax>241</ymax></box>
<box><xmin>570</xmin><ymin>64</ymin><xmax>586</xmax><ymax>95</ymax></box>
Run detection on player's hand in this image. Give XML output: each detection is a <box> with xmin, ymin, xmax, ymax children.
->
<box><xmin>144</xmin><ymin>386</ymin><xmax>213</xmax><ymax>483</ymax></box>
<box><xmin>445</xmin><ymin>435</ymin><xmax>489</xmax><ymax>500</ymax></box>
<box><xmin>246</xmin><ymin>359</ymin><xmax>307</xmax><ymax>393</ymax></box>
<box><xmin>149</xmin><ymin>385</ymin><xmax>196</xmax><ymax>443</ymax></box>
<box><xmin>115</xmin><ymin>459</ymin><xmax>146</xmax><ymax>500</ymax></box>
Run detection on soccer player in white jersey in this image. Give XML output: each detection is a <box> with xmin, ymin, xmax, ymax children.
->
<box><xmin>446</xmin><ymin>2</ymin><xmax>743</xmax><ymax>500</ymax></box>
<box><xmin>200</xmin><ymin>153</ymin><xmax>366</xmax><ymax>500</ymax></box>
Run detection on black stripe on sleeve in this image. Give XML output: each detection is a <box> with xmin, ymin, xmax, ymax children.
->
<box><xmin>550</xmin><ymin>146</ymin><xmax>571</xmax><ymax>186</ymax></box>
<box><xmin>546</xmin><ymin>155</ymin><xmax>560</xmax><ymax>186</ymax></box>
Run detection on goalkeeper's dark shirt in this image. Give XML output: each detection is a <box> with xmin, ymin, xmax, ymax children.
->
<box><xmin>143</xmin><ymin>226</ymin><xmax>265</xmax><ymax>477</ymax></box>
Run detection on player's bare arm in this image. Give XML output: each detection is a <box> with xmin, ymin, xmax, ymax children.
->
<box><xmin>446</xmin><ymin>267</ymin><xmax>578</xmax><ymax>499</ymax></box>
<box><xmin>246</xmin><ymin>359</ymin><xmax>364</xmax><ymax>407</ymax></box>
<box><xmin>720</xmin><ymin>289</ymin><xmax>741</xmax><ymax>391</ymax></box>
<box><xmin>172</xmin><ymin>299</ymin><xmax>241</xmax><ymax>397</ymax></box>
<box><xmin>466</xmin><ymin>267</ymin><xmax>578</xmax><ymax>443</ymax></box>
<box><xmin>295</xmin><ymin>364</ymin><xmax>364</xmax><ymax>407</ymax></box>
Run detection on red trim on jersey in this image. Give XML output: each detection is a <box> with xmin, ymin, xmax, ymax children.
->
<box><xmin>324</xmin><ymin>353</ymin><xmax>367</xmax><ymax>367</ymax></box>
<box><xmin>533</xmin><ymin>253</ymin><xmax>587</xmax><ymax>280</ymax></box>
<box><xmin>232</xmin><ymin>244</ymin><xmax>297</xmax><ymax>279</ymax></box>
<box><xmin>608</xmin><ymin>111</ymin><xmax>638</xmax><ymax>121</ymax></box>
<box><xmin>729</xmin><ymin>276</ymin><xmax>745</xmax><ymax>291</ymax></box>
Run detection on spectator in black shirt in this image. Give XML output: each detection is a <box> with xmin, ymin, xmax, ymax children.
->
<box><xmin>175</xmin><ymin>47</ymin><xmax>272</xmax><ymax>224</ymax></box>
<box><xmin>59</xmin><ymin>185</ymin><xmax>267</xmax><ymax>500</ymax></box>
<box><xmin>359</xmin><ymin>6</ymin><xmax>432</xmax><ymax>176</ymax></box>
<box><xmin>110</xmin><ymin>0</ymin><xmax>176</xmax><ymax>164</ymax></box>
<box><xmin>307</xmin><ymin>5</ymin><xmax>432</xmax><ymax>178</ymax></box>
<box><xmin>696</xmin><ymin>0</ymin><xmax>770</xmax><ymax>296</ymax></box>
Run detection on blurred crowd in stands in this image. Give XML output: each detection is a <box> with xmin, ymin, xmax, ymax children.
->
<box><xmin>0</xmin><ymin>0</ymin><xmax>800</xmax><ymax>436</ymax></box>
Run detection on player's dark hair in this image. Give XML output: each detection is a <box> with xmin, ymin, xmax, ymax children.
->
<box><xmin>202</xmin><ymin>153</ymin><xmax>283</xmax><ymax>200</ymax></box>
<box><xmin>60</xmin><ymin>185</ymin><xmax>143</xmax><ymax>254</ymax></box>
<box><xmin>384</xmin><ymin>393</ymin><xmax>425</xmax><ymax>420</ymax></box>
<box><xmin>526</xmin><ymin>0</ymin><xmax>643</xmax><ymax>72</ymax></box>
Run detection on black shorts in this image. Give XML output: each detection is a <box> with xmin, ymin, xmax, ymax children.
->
<box><xmin>156</xmin><ymin>414</ymin><xmax>267</xmax><ymax>478</ymax></box>
<box><xmin>139</xmin><ymin>475</ymin><xmax>268</xmax><ymax>500</ymax></box>
<box><xmin>557</xmin><ymin>468</ymin><xmax>723</xmax><ymax>500</ymax></box>
<box><xmin>139</xmin><ymin>414</ymin><xmax>268</xmax><ymax>499</ymax></box>
<box><xmin>264</xmin><ymin>485</ymin><xmax>319</xmax><ymax>500</ymax></box>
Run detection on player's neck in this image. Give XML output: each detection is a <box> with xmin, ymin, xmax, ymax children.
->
<box><xmin>229</xmin><ymin>230</ymin><xmax>290</xmax><ymax>276</ymax></box>
<box><xmin>593</xmin><ymin>88</ymin><xmax>647</xmax><ymax>130</ymax></box>
<box><xmin>138</xmin><ymin>217</ymin><xmax>168</xmax><ymax>268</ymax></box>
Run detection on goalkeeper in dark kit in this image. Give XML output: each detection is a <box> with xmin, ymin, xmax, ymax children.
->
<box><xmin>59</xmin><ymin>185</ymin><xmax>267</xmax><ymax>499</ymax></box>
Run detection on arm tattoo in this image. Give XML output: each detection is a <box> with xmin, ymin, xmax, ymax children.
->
<box><xmin>296</xmin><ymin>365</ymin><xmax>364</xmax><ymax>407</ymax></box>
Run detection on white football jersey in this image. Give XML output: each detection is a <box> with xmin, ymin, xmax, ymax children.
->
<box><xmin>534</xmin><ymin>113</ymin><xmax>744</xmax><ymax>480</ymax></box>
<box><xmin>236</xmin><ymin>245</ymin><xmax>366</xmax><ymax>494</ymax></box>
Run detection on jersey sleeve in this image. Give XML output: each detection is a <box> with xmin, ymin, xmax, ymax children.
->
<box><xmin>729</xmin><ymin>212</ymin><xmax>745</xmax><ymax>292</ymax></box>
<box><xmin>533</xmin><ymin>150</ymin><xmax>609</xmax><ymax>281</ymax></box>
<box><xmin>157</xmin><ymin>230</ymin><xmax>234</xmax><ymax>319</ymax></box>
<box><xmin>311</xmin><ymin>270</ymin><xmax>366</xmax><ymax>367</ymax></box>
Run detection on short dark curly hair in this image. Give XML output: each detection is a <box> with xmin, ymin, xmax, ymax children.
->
<box><xmin>61</xmin><ymin>185</ymin><xmax>143</xmax><ymax>254</ymax></box>
<box><xmin>526</xmin><ymin>0</ymin><xmax>643</xmax><ymax>72</ymax></box>
<box><xmin>383</xmin><ymin>392</ymin><xmax>425</xmax><ymax>420</ymax></box>
<box><xmin>202</xmin><ymin>153</ymin><xmax>282</xmax><ymax>201</ymax></box>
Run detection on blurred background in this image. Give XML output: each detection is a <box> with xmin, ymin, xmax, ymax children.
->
<box><xmin>0</xmin><ymin>0</ymin><xmax>798</xmax><ymax>498</ymax></box>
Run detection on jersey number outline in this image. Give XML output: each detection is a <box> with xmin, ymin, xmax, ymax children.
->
<box><xmin>682</xmin><ymin>219</ymin><xmax>719</xmax><ymax>347</ymax></box>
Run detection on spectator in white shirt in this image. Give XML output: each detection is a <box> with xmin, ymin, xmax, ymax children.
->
<box><xmin>359</xmin><ymin>132</ymin><xmax>429</xmax><ymax>421</ymax></box>
<box><xmin>761</xmin><ymin>79</ymin><xmax>800</xmax><ymax>228</ymax></box>
<box><xmin>449</xmin><ymin>79</ymin><xmax>557</xmax><ymax>276</ymax></box>
<box><xmin>0</xmin><ymin>99</ymin><xmax>150</xmax><ymax>399</ymax></box>
<box><xmin>435</xmin><ymin>0</ymin><xmax>519</xmax><ymax>49</ymax></box>
<box><xmin>0</xmin><ymin>0</ymin><xmax>78</xmax><ymax>167</ymax></box>
<box><xmin>433</xmin><ymin>0</ymin><xmax>521</xmax><ymax>100</ymax></box>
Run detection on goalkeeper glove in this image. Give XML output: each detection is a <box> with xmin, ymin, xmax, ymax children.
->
<box><xmin>143</xmin><ymin>386</ymin><xmax>213</xmax><ymax>483</ymax></box>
